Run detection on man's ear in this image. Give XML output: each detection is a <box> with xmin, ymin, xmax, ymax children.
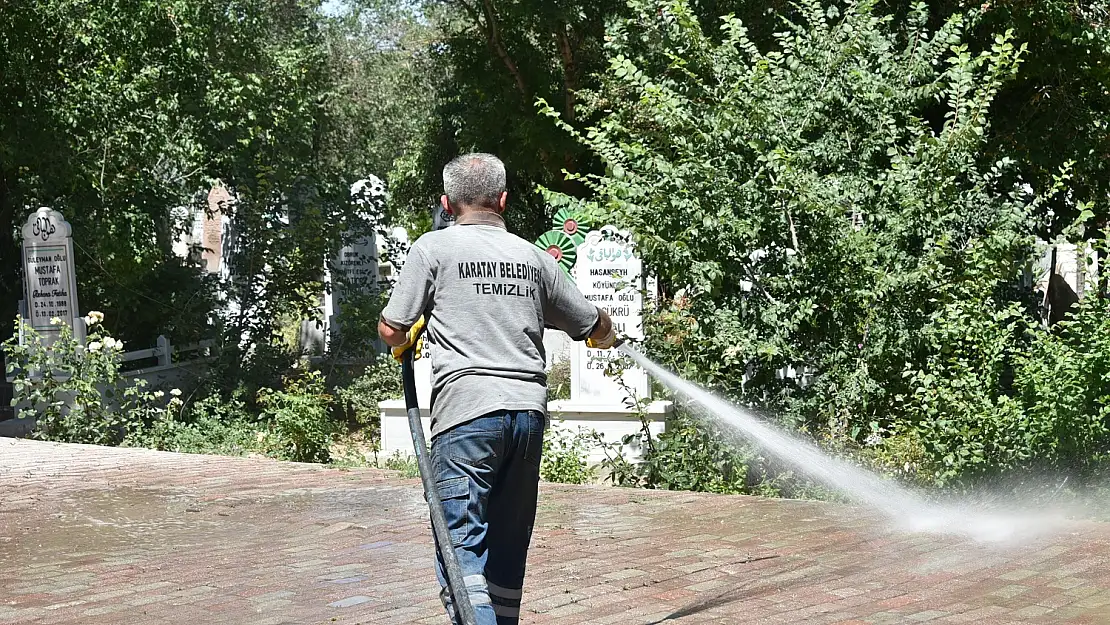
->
<box><xmin>441</xmin><ymin>194</ymin><xmax>452</xmax><ymax>214</ymax></box>
<box><xmin>498</xmin><ymin>191</ymin><xmax>508</xmax><ymax>213</ymax></box>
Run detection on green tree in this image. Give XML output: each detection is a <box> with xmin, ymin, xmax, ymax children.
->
<box><xmin>388</xmin><ymin>0</ymin><xmax>628</xmax><ymax>238</ymax></box>
<box><xmin>543</xmin><ymin>0</ymin><xmax>1108</xmax><ymax>485</ymax></box>
<box><xmin>0</xmin><ymin>0</ymin><xmax>380</xmax><ymax>363</ymax></box>
<box><xmin>321</xmin><ymin>0</ymin><xmax>439</xmax><ymax>182</ymax></box>
<box><xmin>886</xmin><ymin>0</ymin><xmax>1110</xmax><ymax>243</ymax></box>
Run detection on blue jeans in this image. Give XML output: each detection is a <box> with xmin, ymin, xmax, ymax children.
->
<box><xmin>430</xmin><ymin>409</ymin><xmax>545</xmax><ymax>625</ymax></box>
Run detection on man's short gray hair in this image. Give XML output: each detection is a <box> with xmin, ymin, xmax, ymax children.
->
<box><xmin>443</xmin><ymin>153</ymin><xmax>506</xmax><ymax>209</ymax></box>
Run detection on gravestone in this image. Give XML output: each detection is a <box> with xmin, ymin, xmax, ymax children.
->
<box><xmin>330</xmin><ymin>236</ymin><xmax>378</xmax><ymax>309</ymax></box>
<box><xmin>570</xmin><ymin>226</ymin><xmax>649</xmax><ymax>402</ymax></box>
<box><xmin>203</xmin><ymin>186</ymin><xmax>231</xmax><ymax>274</ymax></box>
<box><xmin>21</xmin><ymin>208</ymin><xmax>80</xmax><ymax>347</ymax></box>
<box><xmin>316</xmin><ymin>177</ymin><xmax>388</xmax><ymax>354</ymax></box>
<box><xmin>541</xmin><ymin>223</ymin><xmax>668</xmax><ymax>463</ymax></box>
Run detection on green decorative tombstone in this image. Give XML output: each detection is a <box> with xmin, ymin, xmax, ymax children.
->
<box><xmin>552</xmin><ymin>207</ymin><xmax>589</xmax><ymax>245</ymax></box>
<box><xmin>535</xmin><ymin>207</ymin><xmax>591</xmax><ymax>277</ymax></box>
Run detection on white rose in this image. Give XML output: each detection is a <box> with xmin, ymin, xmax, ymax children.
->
<box><xmin>87</xmin><ymin>341</ymin><xmax>102</xmax><ymax>352</ymax></box>
<box><xmin>153</xmin><ymin>390</ymin><xmax>165</xmax><ymax>399</ymax></box>
<box><xmin>83</xmin><ymin>311</ymin><xmax>104</xmax><ymax>327</ymax></box>
<box><xmin>49</xmin><ymin>317</ymin><xmax>63</xmax><ymax>326</ymax></box>
<box><xmin>170</xmin><ymin>388</ymin><xmax>182</xmax><ymax>397</ymax></box>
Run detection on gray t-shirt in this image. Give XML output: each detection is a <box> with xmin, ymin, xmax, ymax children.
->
<box><xmin>381</xmin><ymin>221</ymin><xmax>599</xmax><ymax>438</ymax></box>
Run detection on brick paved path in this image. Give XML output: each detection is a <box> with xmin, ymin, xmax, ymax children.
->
<box><xmin>2</xmin><ymin>439</ymin><xmax>1110</xmax><ymax>625</ymax></box>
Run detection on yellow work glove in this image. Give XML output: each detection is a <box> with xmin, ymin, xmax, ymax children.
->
<box><xmin>390</xmin><ymin>315</ymin><xmax>427</xmax><ymax>362</ymax></box>
<box><xmin>586</xmin><ymin>323</ymin><xmax>617</xmax><ymax>350</ymax></box>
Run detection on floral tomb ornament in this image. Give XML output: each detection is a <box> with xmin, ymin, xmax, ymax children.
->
<box><xmin>535</xmin><ymin>230</ymin><xmax>577</xmax><ymax>275</ymax></box>
<box><xmin>551</xmin><ymin>207</ymin><xmax>591</xmax><ymax>245</ymax></box>
<box><xmin>533</xmin><ymin>206</ymin><xmax>592</xmax><ymax>277</ymax></box>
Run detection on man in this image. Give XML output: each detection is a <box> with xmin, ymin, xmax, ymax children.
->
<box><xmin>378</xmin><ymin>153</ymin><xmax>616</xmax><ymax>624</ymax></box>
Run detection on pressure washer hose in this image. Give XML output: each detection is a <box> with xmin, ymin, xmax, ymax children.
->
<box><xmin>401</xmin><ymin>347</ymin><xmax>478</xmax><ymax>625</ymax></box>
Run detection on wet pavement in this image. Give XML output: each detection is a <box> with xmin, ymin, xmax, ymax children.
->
<box><xmin>2</xmin><ymin>439</ymin><xmax>1110</xmax><ymax>624</ymax></box>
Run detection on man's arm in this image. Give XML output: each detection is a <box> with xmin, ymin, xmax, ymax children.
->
<box><xmin>379</xmin><ymin>245</ymin><xmax>434</xmax><ymax>347</ymax></box>
<box><xmin>587</xmin><ymin>307</ymin><xmax>615</xmax><ymax>347</ymax></box>
<box><xmin>378</xmin><ymin>318</ymin><xmax>409</xmax><ymax>348</ymax></box>
<box><xmin>544</xmin><ymin>258</ymin><xmax>618</xmax><ymax>348</ymax></box>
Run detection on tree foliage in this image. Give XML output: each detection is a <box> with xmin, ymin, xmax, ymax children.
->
<box><xmin>884</xmin><ymin>0</ymin><xmax>1110</xmax><ymax>238</ymax></box>
<box><xmin>388</xmin><ymin>0</ymin><xmax>627</xmax><ymax>238</ymax></box>
<box><xmin>547</xmin><ymin>0</ymin><xmax>1110</xmax><ymax>486</ymax></box>
<box><xmin>322</xmin><ymin>0</ymin><xmax>439</xmax><ymax>183</ymax></box>
<box><xmin>0</xmin><ymin>0</ymin><xmax>388</xmax><ymax>371</ymax></box>
<box><xmin>4</xmin><ymin>0</ymin><xmax>1110</xmax><ymax>483</ymax></box>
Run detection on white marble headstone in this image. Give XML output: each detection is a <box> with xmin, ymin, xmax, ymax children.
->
<box><xmin>570</xmin><ymin>226</ymin><xmax>649</xmax><ymax>403</ymax></box>
<box><xmin>21</xmin><ymin>208</ymin><xmax>80</xmax><ymax>347</ymax></box>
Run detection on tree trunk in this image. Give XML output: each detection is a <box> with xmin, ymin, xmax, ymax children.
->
<box><xmin>0</xmin><ymin>170</ymin><xmax>22</xmax><ymax>343</ymax></box>
<box><xmin>554</xmin><ymin>23</ymin><xmax>585</xmax><ymax>197</ymax></box>
<box><xmin>555</xmin><ymin>23</ymin><xmax>578</xmax><ymax>125</ymax></box>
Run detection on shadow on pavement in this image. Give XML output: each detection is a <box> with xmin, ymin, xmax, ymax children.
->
<box><xmin>646</xmin><ymin>555</ymin><xmax>782</xmax><ymax>624</ymax></box>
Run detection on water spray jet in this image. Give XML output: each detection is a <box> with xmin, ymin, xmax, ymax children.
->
<box><xmin>616</xmin><ymin>343</ymin><xmax>1067</xmax><ymax>544</ymax></box>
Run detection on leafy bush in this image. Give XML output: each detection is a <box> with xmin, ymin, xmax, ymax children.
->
<box><xmin>135</xmin><ymin>373</ymin><xmax>342</xmax><ymax>464</ymax></box>
<box><xmin>3</xmin><ymin>314</ymin><xmax>168</xmax><ymax>445</ymax></box>
<box><xmin>1012</xmin><ymin>297</ymin><xmax>1110</xmax><ymax>477</ymax></box>
<box><xmin>333</xmin><ymin>356</ymin><xmax>403</xmax><ymax>429</ymax></box>
<box><xmin>4</xmin><ymin>313</ymin><xmax>343</xmax><ymax>465</ymax></box>
<box><xmin>540</xmin><ymin>425</ymin><xmax>596</xmax><ymax>484</ymax></box>
<box><xmin>621</xmin><ymin>411</ymin><xmax>750</xmax><ymax>493</ymax></box>
<box><xmin>538</xmin><ymin>0</ymin><xmax>1110</xmax><ymax>489</ymax></box>
<box><xmin>384</xmin><ymin>451</ymin><xmax>421</xmax><ymax>478</ymax></box>
<box><xmin>594</xmin><ymin>404</ymin><xmax>766</xmax><ymax>494</ymax></box>
<box><xmin>547</xmin><ymin>357</ymin><xmax>572</xmax><ymax>401</ymax></box>
<box><xmin>898</xmin><ymin>288</ymin><xmax>1110</xmax><ymax>486</ymax></box>
<box><xmin>130</xmin><ymin>390</ymin><xmax>260</xmax><ymax>457</ymax></box>
<box><xmin>256</xmin><ymin>371</ymin><xmax>336</xmax><ymax>463</ymax></box>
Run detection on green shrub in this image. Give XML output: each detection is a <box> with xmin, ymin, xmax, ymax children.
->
<box><xmin>3</xmin><ymin>314</ymin><xmax>168</xmax><ymax>445</ymax></box>
<box><xmin>1013</xmin><ymin>298</ymin><xmax>1110</xmax><ymax>476</ymax></box>
<box><xmin>2</xmin><ymin>315</ymin><xmax>387</xmax><ymax>467</ymax></box>
<box><xmin>547</xmin><ymin>358</ymin><xmax>572</xmax><ymax>402</ymax></box>
<box><xmin>536</xmin><ymin>0</ymin><xmax>1110</xmax><ymax>489</ymax></box>
<box><xmin>128</xmin><ymin>390</ymin><xmax>259</xmax><ymax>456</ymax></box>
<box><xmin>540</xmin><ymin>425</ymin><xmax>596</xmax><ymax>484</ymax></box>
<box><xmin>133</xmin><ymin>372</ymin><xmax>341</xmax><ymax>464</ymax></box>
<box><xmin>596</xmin><ymin>408</ymin><xmax>751</xmax><ymax>494</ymax></box>
<box><xmin>333</xmin><ymin>355</ymin><xmax>403</xmax><ymax>430</ymax></box>
<box><xmin>383</xmin><ymin>451</ymin><xmax>421</xmax><ymax>478</ymax></box>
<box><xmin>256</xmin><ymin>370</ymin><xmax>336</xmax><ymax>463</ymax></box>
<box><xmin>900</xmin><ymin>289</ymin><xmax>1110</xmax><ymax>486</ymax></box>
